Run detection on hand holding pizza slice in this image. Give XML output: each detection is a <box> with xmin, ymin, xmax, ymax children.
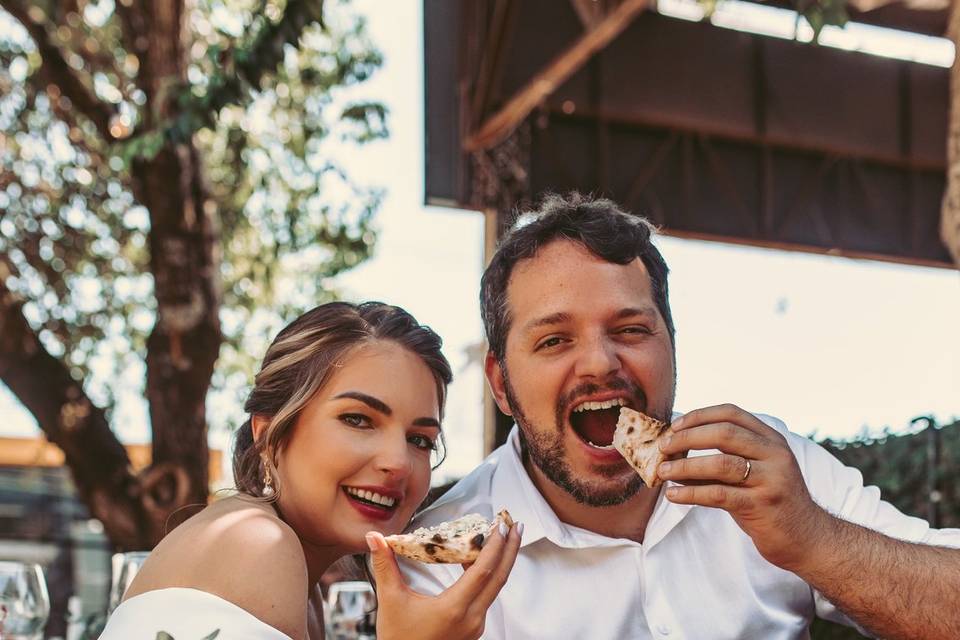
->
<box><xmin>365</xmin><ymin>510</ymin><xmax>522</xmax><ymax>640</ymax></box>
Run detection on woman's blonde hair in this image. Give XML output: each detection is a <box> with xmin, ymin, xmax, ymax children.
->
<box><xmin>232</xmin><ymin>301</ymin><xmax>453</xmax><ymax>498</ymax></box>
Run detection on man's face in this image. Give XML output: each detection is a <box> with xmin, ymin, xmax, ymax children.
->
<box><xmin>486</xmin><ymin>240</ymin><xmax>676</xmax><ymax>506</ymax></box>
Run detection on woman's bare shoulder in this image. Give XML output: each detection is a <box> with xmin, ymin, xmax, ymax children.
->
<box><xmin>125</xmin><ymin>496</ymin><xmax>309</xmax><ymax>638</ymax></box>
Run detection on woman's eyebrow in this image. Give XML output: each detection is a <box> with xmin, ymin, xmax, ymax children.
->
<box><xmin>334</xmin><ymin>391</ymin><xmax>391</xmax><ymax>415</ymax></box>
<box><xmin>335</xmin><ymin>391</ymin><xmax>441</xmax><ymax>429</ymax></box>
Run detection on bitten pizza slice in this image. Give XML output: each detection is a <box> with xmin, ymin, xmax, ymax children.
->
<box><xmin>612</xmin><ymin>407</ymin><xmax>676</xmax><ymax>488</ymax></box>
<box><xmin>384</xmin><ymin>509</ymin><xmax>515</xmax><ymax>564</ymax></box>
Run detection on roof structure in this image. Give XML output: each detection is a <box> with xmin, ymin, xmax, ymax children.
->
<box><xmin>425</xmin><ymin>0</ymin><xmax>955</xmax><ymax>268</ymax></box>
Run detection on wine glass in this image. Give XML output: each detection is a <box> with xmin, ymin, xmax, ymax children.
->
<box><xmin>0</xmin><ymin>561</ymin><xmax>50</xmax><ymax>640</ymax></box>
<box><xmin>107</xmin><ymin>551</ymin><xmax>150</xmax><ymax>614</ymax></box>
<box><xmin>326</xmin><ymin>581</ymin><xmax>376</xmax><ymax>640</ymax></box>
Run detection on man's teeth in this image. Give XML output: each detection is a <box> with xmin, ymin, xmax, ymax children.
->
<box><xmin>586</xmin><ymin>441</ymin><xmax>615</xmax><ymax>450</ymax></box>
<box><xmin>572</xmin><ymin>398</ymin><xmax>626</xmax><ymax>413</ymax></box>
<box><xmin>345</xmin><ymin>487</ymin><xmax>396</xmax><ymax>508</ymax></box>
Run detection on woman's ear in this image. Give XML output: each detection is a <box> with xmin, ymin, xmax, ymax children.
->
<box><xmin>251</xmin><ymin>414</ymin><xmax>270</xmax><ymax>443</ymax></box>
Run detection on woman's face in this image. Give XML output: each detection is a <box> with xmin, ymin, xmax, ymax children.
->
<box><xmin>271</xmin><ymin>339</ymin><xmax>441</xmax><ymax>554</ymax></box>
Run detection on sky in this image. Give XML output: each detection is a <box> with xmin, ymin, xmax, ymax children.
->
<box><xmin>1</xmin><ymin>0</ymin><xmax>958</xmax><ymax>485</ymax></box>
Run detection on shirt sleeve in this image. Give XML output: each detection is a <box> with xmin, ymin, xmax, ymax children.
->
<box><xmin>769</xmin><ymin>416</ymin><xmax>960</xmax><ymax>630</ymax></box>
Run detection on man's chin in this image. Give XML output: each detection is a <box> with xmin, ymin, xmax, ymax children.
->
<box><xmin>542</xmin><ymin>460</ymin><xmax>647</xmax><ymax>507</ymax></box>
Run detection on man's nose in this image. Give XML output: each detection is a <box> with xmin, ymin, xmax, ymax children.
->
<box><xmin>574</xmin><ymin>336</ymin><xmax>621</xmax><ymax>379</ymax></box>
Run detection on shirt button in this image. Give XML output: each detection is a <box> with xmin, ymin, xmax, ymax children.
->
<box><xmin>656</xmin><ymin>624</ymin><xmax>671</xmax><ymax>635</ymax></box>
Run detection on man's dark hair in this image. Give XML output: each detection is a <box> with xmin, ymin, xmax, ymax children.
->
<box><xmin>480</xmin><ymin>192</ymin><xmax>675</xmax><ymax>361</ymax></box>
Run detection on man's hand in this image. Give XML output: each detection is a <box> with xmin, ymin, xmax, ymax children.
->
<box><xmin>657</xmin><ymin>403</ymin><xmax>832</xmax><ymax>570</ymax></box>
<box><xmin>366</xmin><ymin>520</ymin><xmax>523</xmax><ymax>640</ymax></box>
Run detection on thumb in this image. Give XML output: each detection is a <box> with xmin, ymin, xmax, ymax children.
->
<box><xmin>365</xmin><ymin>532</ymin><xmax>404</xmax><ymax>591</ymax></box>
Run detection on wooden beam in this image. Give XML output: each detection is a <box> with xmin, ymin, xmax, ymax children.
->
<box><xmin>464</xmin><ymin>0</ymin><xmax>648</xmax><ymax>152</ymax></box>
<box><xmin>940</xmin><ymin>0</ymin><xmax>960</xmax><ymax>266</ymax></box>
<box><xmin>570</xmin><ymin>0</ymin><xmax>601</xmax><ymax>28</ymax></box>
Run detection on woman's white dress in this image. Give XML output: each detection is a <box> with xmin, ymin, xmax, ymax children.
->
<box><xmin>98</xmin><ymin>587</ymin><xmax>294</xmax><ymax>639</ymax></box>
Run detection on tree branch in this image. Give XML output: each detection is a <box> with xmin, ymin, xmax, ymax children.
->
<box><xmin>0</xmin><ymin>258</ymin><xmax>153</xmax><ymax>548</ymax></box>
<box><xmin>0</xmin><ymin>0</ymin><xmax>115</xmax><ymax>140</ymax></box>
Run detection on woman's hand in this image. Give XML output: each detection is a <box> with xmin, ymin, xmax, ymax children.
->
<box><xmin>366</xmin><ymin>520</ymin><xmax>523</xmax><ymax>640</ymax></box>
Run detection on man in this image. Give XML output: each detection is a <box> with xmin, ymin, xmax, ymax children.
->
<box><xmin>379</xmin><ymin>193</ymin><xmax>960</xmax><ymax>639</ymax></box>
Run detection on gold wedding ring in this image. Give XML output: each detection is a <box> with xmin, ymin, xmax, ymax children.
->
<box><xmin>739</xmin><ymin>459</ymin><xmax>752</xmax><ymax>485</ymax></box>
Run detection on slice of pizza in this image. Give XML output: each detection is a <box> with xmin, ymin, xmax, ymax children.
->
<box><xmin>612</xmin><ymin>407</ymin><xmax>674</xmax><ymax>488</ymax></box>
<box><xmin>384</xmin><ymin>509</ymin><xmax>514</xmax><ymax>564</ymax></box>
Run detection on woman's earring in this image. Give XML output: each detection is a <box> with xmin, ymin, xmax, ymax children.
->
<box><xmin>262</xmin><ymin>466</ymin><xmax>275</xmax><ymax>497</ymax></box>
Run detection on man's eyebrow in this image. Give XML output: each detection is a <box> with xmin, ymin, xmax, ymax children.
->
<box><xmin>521</xmin><ymin>312</ymin><xmax>571</xmax><ymax>333</ymax></box>
<box><xmin>335</xmin><ymin>391</ymin><xmax>440</xmax><ymax>429</ymax></box>
<box><xmin>615</xmin><ymin>306</ymin><xmax>658</xmax><ymax>320</ymax></box>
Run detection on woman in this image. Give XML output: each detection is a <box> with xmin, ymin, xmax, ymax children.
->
<box><xmin>100</xmin><ymin>301</ymin><xmax>522</xmax><ymax>640</ymax></box>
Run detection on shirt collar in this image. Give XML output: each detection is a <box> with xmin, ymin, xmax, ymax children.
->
<box><xmin>490</xmin><ymin>425</ymin><xmax>695</xmax><ymax>550</ymax></box>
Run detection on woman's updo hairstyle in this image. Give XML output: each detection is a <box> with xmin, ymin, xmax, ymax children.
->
<box><xmin>232</xmin><ymin>301</ymin><xmax>453</xmax><ymax>499</ymax></box>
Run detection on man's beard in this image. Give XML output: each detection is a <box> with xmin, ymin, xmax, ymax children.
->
<box><xmin>501</xmin><ymin>367</ymin><xmax>668</xmax><ymax>507</ymax></box>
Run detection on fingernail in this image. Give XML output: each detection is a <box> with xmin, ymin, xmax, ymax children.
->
<box><xmin>660</xmin><ymin>433</ymin><xmax>672</xmax><ymax>450</ymax></box>
<box><xmin>672</xmin><ymin>416</ymin><xmax>684</xmax><ymax>429</ymax></box>
<box><xmin>517</xmin><ymin>522</ymin><xmax>525</xmax><ymax>537</ymax></box>
<box><xmin>666</xmin><ymin>487</ymin><xmax>678</xmax><ymax>499</ymax></box>
<box><xmin>365</xmin><ymin>532</ymin><xmax>377</xmax><ymax>552</ymax></box>
<box><xmin>499</xmin><ymin>522</ymin><xmax>509</xmax><ymax>537</ymax></box>
<box><xmin>659</xmin><ymin>462</ymin><xmax>672</xmax><ymax>474</ymax></box>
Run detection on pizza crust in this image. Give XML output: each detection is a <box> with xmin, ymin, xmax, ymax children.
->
<box><xmin>612</xmin><ymin>407</ymin><xmax>674</xmax><ymax>488</ymax></box>
<box><xmin>385</xmin><ymin>509</ymin><xmax>514</xmax><ymax>564</ymax></box>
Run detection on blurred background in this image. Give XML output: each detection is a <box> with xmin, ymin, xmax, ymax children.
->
<box><xmin>0</xmin><ymin>0</ymin><xmax>957</xmax><ymax>637</ymax></box>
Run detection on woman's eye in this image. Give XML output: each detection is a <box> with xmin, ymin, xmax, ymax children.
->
<box><xmin>340</xmin><ymin>414</ymin><xmax>371</xmax><ymax>428</ymax></box>
<box><xmin>408</xmin><ymin>434</ymin><xmax>437</xmax><ymax>451</ymax></box>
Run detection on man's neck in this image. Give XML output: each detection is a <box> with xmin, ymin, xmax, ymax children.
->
<box><xmin>524</xmin><ymin>459</ymin><xmax>661</xmax><ymax>543</ymax></box>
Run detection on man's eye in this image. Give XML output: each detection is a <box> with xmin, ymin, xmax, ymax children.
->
<box><xmin>537</xmin><ymin>336</ymin><xmax>564</xmax><ymax>350</ymax></box>
<box><xmin>619</xmin><ymin>326</ymin><xmax>651</xmax><ymax>335</ymax></box>
<box><xmin>408</xmin><ymin>434</ymin><xmax>437</xmax><ymax>451</ymax></box>
<box><xmin>340</xmin><ymin>414</ymin><xmax>371</xmax><ymax>428</ymax></box>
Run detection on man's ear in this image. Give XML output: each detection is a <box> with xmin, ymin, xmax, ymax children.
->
<box><xmin>484</xmin><ymin>350</ymin><xmax>513</xmax><ymax>416</ymax></box>
<box><xmin>251</xmin><ymin>414</ymin><xmax>271</xmax><ymax>443</ymax></box>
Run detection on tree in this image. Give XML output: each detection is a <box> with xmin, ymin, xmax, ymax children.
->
<box><xmin>0</xmin><ymin>0</ymin><xmax>387</xmax><ymax>550</ymax></box>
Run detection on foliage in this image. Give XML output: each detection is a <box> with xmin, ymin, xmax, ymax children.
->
<box><xmin>699</xmin><ymin>0</ymin><xmax>848</xmax><ymax>40</ymax></box>
<box><xmin>794</xmin><ymin>0</ymin><xmax>849</xmax><ymax>40</ymax></box>
<box><xmin>810</xmin><ymin>417</ymin><xmax>960</xmax><ymax>639</ymax></box>
<box><xmin>0</xmin><ymin>0</ymin><xmax>386</xmax><ymax>426</ymax></box>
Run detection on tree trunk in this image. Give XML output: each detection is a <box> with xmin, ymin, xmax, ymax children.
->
<box><xmin>942</xmin><ymin>0</ymin><xmax>960</xmax><ymax>267</ymax></box>
<box><xmin>133</xmin><ymin>1</ymin><xmax>223</xmax><ymax>530</ymax></box>
<box><xmin>0</xmin><ymin>270</ymin><xmax>152</xmax><ymax>549</ymax></box>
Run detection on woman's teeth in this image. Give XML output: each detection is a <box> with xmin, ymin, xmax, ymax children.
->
<box><xmin>345</xmin><ymin>487</ymin><xmax>396</xmax><ymax>507</ymax></box>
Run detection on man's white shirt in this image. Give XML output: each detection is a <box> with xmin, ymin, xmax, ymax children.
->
<box><xmin>398</xmin><ymin>414</ymin><xmax>960</xmax><ymax>640</ymax></box>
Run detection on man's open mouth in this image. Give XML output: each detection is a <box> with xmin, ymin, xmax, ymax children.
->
<box><xmin>569</xmin><ymin>397</ymin><xmax>629</xmax><ymax>449</ymax></box>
